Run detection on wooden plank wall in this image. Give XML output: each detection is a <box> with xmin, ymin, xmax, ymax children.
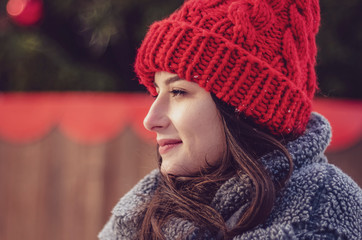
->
<box><xmin>0</xmin><ymin>129</ymin><xmax>360</xmax><ymax>240</ymax></box>
<box><xmin>0</xmin><ymin>128</ymin><xmax>157</xmax><ymax>240</ymax></box>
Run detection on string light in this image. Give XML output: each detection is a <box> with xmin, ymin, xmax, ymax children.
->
<box><xmin>6</xmin><ymin>0</ymin><xmax>43</xmax><ymax>26</ymax></box>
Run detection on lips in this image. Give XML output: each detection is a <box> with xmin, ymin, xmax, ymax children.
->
<box><xmin>157</xmin><ymin>139</ymin><xmax>182</xmax><ymax>155</ymax></box>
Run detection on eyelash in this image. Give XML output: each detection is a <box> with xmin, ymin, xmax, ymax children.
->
<box><xmin>170</xmin><ymin>89</ymin><xmax>186</xmax><ymax>97</ymax></box>
<box><xmin>152</xmin><ymin>89</ymin><xmax>186</xmax><ymax>98</ymax></box>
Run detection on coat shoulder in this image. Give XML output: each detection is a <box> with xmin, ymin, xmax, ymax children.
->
<box><xmin>270</xmin><ymin>162</ymin><xmax>362</xmax><ymax>239</ymax></box>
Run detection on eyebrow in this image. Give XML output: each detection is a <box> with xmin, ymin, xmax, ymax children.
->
<box><xmin>154</xmin><ymin>75</ymin><xmax>181</xmax><ymax>88</ymax></box>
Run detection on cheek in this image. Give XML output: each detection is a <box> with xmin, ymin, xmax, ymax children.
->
<box><xmin>169</xmin><ymin>98</ymin><xmax>225</xmax><ymax>163</ymax></box>
<box><xmin>200</xmin><ymin>117</ymin><xmax>225</xmax><ymax>162</ymax></box>
<box><xmin>171</xmin><ymin>104</ymin><xmax>208</xmax><ymax>139</ymax></box>
<box><xmin>182</xmin><ymin>106</ymin><xmax>225</xmax><ymax>161</ymax></box>
<box><xmin>169</xmin><ymin>103</ymin><xmax>200</xmax><ymax>133</ymax></box>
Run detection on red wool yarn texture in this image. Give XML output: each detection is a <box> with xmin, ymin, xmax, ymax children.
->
<box><xmin>135</xmin><ymin>0</ymin><xmax>321</xmax><ymax>137</ymax></box>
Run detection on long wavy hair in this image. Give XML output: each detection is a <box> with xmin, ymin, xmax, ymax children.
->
<box><xmin>138</xmin><ymin>94</ymin><xmax>294</xmax><ymax>239</ymax></box>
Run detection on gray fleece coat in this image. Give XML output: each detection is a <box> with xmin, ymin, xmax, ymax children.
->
<box><xmin>99</xmin><ymin>113</ymin><xmax>362</xmax><ymax>239</ymax></box>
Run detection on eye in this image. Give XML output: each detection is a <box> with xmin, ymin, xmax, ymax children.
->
<box><xmin>170</xmin><ymin>89</ymin><xmax>186</xmax><ymax>97</ymax></box>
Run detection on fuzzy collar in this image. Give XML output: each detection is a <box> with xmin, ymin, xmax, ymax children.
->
<box><xmin>211</xmin><ymin>112</ymin><xmax>331</xmax><ymax>229</ymax></box>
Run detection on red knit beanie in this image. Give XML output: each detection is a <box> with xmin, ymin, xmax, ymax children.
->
<box><xmin>135</xmin><ymin>0</ymin><xmax>320</xmax><ymax>137</ymax></box>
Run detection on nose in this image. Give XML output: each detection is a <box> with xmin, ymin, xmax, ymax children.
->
<box><xmin>143</xmin><ymin>97</ymin><xmax>169</xmax><ymax>132</ymax></box>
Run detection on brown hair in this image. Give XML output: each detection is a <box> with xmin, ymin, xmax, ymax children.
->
<box><xmin>138</xmin><ymin>95</ymin><xmax>293</xmax><ymax>239</ymax></box>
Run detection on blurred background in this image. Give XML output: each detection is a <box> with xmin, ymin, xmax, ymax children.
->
<box><xmin>0</xmin><ymin>0</ymin><xmax>361</xmax><ymax>239</ymax></box>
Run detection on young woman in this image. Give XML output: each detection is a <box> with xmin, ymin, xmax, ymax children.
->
<box><xmin>99</xmin><ymin>0</ymin><xmax>362</xmax><ymax>239</ymax></box>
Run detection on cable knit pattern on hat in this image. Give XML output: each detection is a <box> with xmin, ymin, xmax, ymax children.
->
<box><xmin>135</xmin><ymin>0</ymin><xmax>321</xmax><ymax>137</ymax></box>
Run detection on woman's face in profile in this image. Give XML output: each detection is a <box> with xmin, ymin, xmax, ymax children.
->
<box><xmin>143</xmin><ymin>71</ymin><xmax>225</xmax><ymax>176</ymax></box>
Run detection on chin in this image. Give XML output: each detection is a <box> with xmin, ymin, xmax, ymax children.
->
<box><xmin>160</xmin><ymin>165</ymin><xmax>179</xmax><ymax>176</ymax></box>
<box><xmin>160</xmin><ymin>163</ymin><xmax>193</xmax><ymax>177</ymax></box>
